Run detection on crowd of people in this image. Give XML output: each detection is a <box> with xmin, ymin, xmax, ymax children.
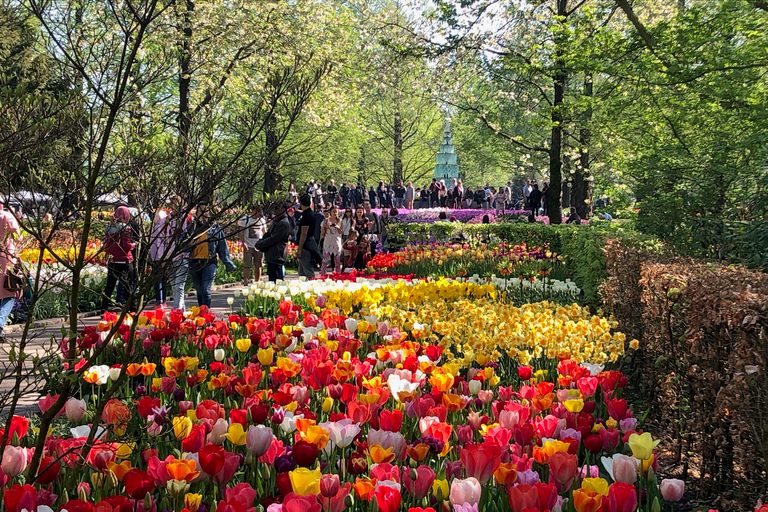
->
<box><xmin>295</xmin><ymin>178</ymin><xmax>552</xmax><ymax>213</ymax></box>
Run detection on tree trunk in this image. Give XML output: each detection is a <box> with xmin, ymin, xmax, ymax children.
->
<box><xmin>263</xmin><ymin>116</ymin><xmax>281</xmax><ymax>195</ymax></box>
<box><xmin>548</xmin><ymin>0</ymin><xmax>567</xmax><ymax>225</ymax></box>
<box><xmin>393</xmin><ymin>110</ymin><xmax>403</xmax><ymax>184</ymax></box>
<box><xmin>572</xmin><ymin>73</ymin><xmax>592</xmax><ymax>219</ymax></box>
<box><xmin>178</xmin><ymin>0</ymin><xmax>193</xmax><ymax>178</ymax></box>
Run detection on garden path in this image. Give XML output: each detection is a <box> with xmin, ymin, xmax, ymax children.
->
<box><xmin>0</xmin><ymin>273</ymin><xmax>299</xmax><ymax>416</ymax></box>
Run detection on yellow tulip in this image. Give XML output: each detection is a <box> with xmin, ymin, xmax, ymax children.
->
<box><xmin>322</xmin><ymin>397</ymin><xmax>334</xmax><ymax>413</ymax></box>
<box><xmin>581</xmin><ymin>477</ymin><xmax>609</xmax><ymax>496</ymax></box>
<box><xmin>289</xmin><ymin>467</ymin><xmax>321</xmax><ymax>495</ymax></box>
<box><xmin>226</xmin><ymin>423</ymin><xmax>247</xmax><ymax>445</ymax></box>
<box><xmin>235</xmin><ymin>338</ymin><xmax>251</xmax><ymax>352</ymax></box>
<box><xmin>432</xmin><ymin>479</ymin><xmax>449</xmax><ymax>499</ymax></box>
<box><xmin>173</xmin><ymin>416</ymin><xmax>192</xmax><ymax>440</ymax></box>
<box><xmin>258</xmin><ymin>347</ymin><xmax>274</xmax><ymax>365</ymax></box>
<box><xmin>627</xmin><ymin>432</ymin><xmax>659</xmax><ymax>460</ymax></box>
<box><xmin>115</xmin><ymin>443</ymin><xmax>134</xmax><ymax>459</ymax></box>
<box><xmin>185</xmin><ymin>493</ymin><xmax>203</xmax><ymax>512</ymax></box>
<box><xmin>563</xmin><ymin>399</ymin><xmax>584</xmax><ymax>413</ymax></box>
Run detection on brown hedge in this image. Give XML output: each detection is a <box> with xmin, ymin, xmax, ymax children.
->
<box><xmin>602</xmin><ymin>241</ymin><xmax>768</xmax><ymax>511</ymax></box>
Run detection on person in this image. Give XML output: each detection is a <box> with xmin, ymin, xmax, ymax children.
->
<box><xmin>0</xmin><ymin>201</ymin><xmax>22</xmax><ymax>341</ymax></box>
<box><xmin>419</xmin><ymin>186</ymin><xmax>429</xmax><ymax>208</ymax></box>
<box><xmin>187</xmin><ymin>202</ymin><xmax>236</xmax><ymax>307</ymax></box>
<box><xmin>254</xmin><ymin>200</ymin><xmax>292</xmax><ymax>282</ymax></box>
<box><xmin>238</xmin><ymin>204</ymin><xmax>266</xmax><ymax>285</ymax></box>
<box><xmin>474</xmin><ymin>187</ymin><xmax>486</xmax><ymax>210</ymax></box>
<box><xmin>541</xmin><ymin>182</ymin><xmax>549</xmax><ymax>215</ymax></box>
<box><xmin>364</xmin><ymin>202</ymin><xmax>381</xmax><ymax>258</ymax></box>
<box><xmin>368</xmin><ymin>186</ymin><xmax>376</xmax><ymax>207</ymax></box>
<box><xmin>602</xmin><ymin>212</ymin><xmax>613</xmax><ymax>220</ymax></box>
<box><xmin>313</xmin><ymin>203</ymin><xmax>324</xmax><ymax>245</ymax></box>
<box><xmin>148</xmin><ymin>204</ymin><xmax>171</xmax><ymax>306</ymax></box>
<box><xmin>297</xmin><ymin>195</ymin><xmax>321</xmax><ymax>279</ymax></box>
<box><xmin>464</xmin><ymin>186</ymin><xmax>473</xmax><ymax>208</ymax></box>
<box><xmin>342</xmin><ymin>230</ymin><xmax>358</xmax><ymax>269</ymax></box>
<box><xmin>306</xmin><ymin>180</ymin><xmax>315</xmax><ymax>195</ymax></box>
<box><xmin>100</xmin><ymin>206</ymin><xmax>136</xmax><ymax>312</ymax></box>
<box><xmin>452</xmin><ymin>180</ymin><xmax>464</xmax><ymax>209</ymax></box>
<box><xmin>495</xmin><ymin>184</ymin><xmax>508</xmax><ymax>215</ymax></box>
<box><xmin>354</xmin><ymin>185</ymin><xmax>364</xmax><ymax>207</ymax></box>
<box><xmin>405</xmin><ymin>182</ymin><xmax>415</xmax><ymax>210</ymax></box>
<box><xmin>354</xmin><ymin>237</ymin><xmax>371</xmax><ymax>269</ymax></box>
<box><xmin>379</xmin><ymin>208</ymin><xmax>390</xmax><ymax>253</ymax></box>
<box><xmin>288</xmin><ymin>183</ymin><xmax>298</xmax><ymax>204</ymax></box>
<box><xmin>429</xmin><ymin>179</ymin><xmax>439</xmax><ymax>207</ymax></box>
<box><xmin>286</xmin><ymin>207</ymin><xmax>297</xmax><ymax>243</ymax></box>
<box><xmin>168</xmin><ymin>197</ymin><xmax>191</xmax><ymax>310</ymax></box>
<box><xmin>394</xmin><ymin>181</ymin><xmax>406</xmax><ymax>208</ymax></box>
<box><xmin>523</xmin><ymin>180</ymin><xmax>533</xmax><ymax>205</ymax></box>
<box><xmin>528</xmin><ymin>184</ymin><xmax>542</xmax><ymax>214</ymax></box>
<box><xmin>439</xmin><ymin>180</ymin><xmax>448</xmax><ymax>208</ymax></box>
<box><xmin>326</xmin><ymin>179</ymin><xmax>338</xmax><ymax>206</ymax></box>
<box><xmin>505</xmin><ymin>181</ymin><xmax>513</xmax><ymax>209</ymax></box>
<box><xmin>341</xmin><ymin>208</ymin><xmax>353</xmax><ymax>241</ymax></box>
<box><xmin>320</xmin><ymin>205</ymin><xmax>343</xmax><ymax>276</ymax></box>
<box><xmin>339</xmin><ymin>182</ymin><xmax>349</xmax><ymax>209</ymax></box>
<box><xmin>377</xmin><ymin>181</ymin><xmax>386</xmax><ymax>208</ymax></box>
<box><xmin>354</xmin><ymin>207</ymin><xmax>369</xmax><ymax>238</ymax></box>
<box><xmin>565</xmin><ymin>207</ymin><xmax>582</xmax><ymax>224</ymax></box>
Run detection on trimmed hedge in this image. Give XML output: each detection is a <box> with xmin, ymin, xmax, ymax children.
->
<box><xmin>387</xmin><ymin>221</ymin><xmax>660</xmax><ymax>305</ymax></box>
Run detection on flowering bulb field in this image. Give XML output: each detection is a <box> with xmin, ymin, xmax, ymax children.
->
<box><xmin>0</xmin><ymin>268</ymin><xmax>701</xmax><ymax>512</ymax></box>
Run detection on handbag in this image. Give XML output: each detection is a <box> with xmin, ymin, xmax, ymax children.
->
<box><xmin>3</xmin><ymin>265</ymin><xmax>26</xmax><ymax>292</ymax></box>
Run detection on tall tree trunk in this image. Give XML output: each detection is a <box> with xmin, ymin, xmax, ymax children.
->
<box><xmin>572</xmin><ymin>73</ymin><xmax>592</xmax><ymax>218</ymax></box>
<box><xmin>263</xmin><ymin>116</ymin><xmax>281</xmax><ymax>194</ymax></box>
<box><xmin>548</xmin><ymin>0</ymin><xmax>567</xmax><ymax>225</ymax></box>
<box><xmin>393</xmin><ymin>110</ymin><xmax>403</xmax><ymax>184</ymax></box>
<box><xmin>179</xmin><ymin>0</ymin><xmax>193</xmax><ymax>179</ymax></box>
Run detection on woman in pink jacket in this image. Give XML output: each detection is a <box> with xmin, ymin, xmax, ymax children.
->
<box><xmin>0</xmin><ymin>201</ymin><xmax>22</xmax><ymax>341</ymax></box>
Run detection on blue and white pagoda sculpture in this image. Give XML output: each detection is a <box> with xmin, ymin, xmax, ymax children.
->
<box><xmin>434</xmin><ymin>119</ymin><xmax>459</xmax><ymax>182</ymax></box>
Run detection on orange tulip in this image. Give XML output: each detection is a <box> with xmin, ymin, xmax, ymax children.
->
<box><xmin>531</xmin><ymin>392</ymin><xmax>555</xmax><ymax>411</ymax></box>
<box><xmin>107</xmin><ymin>460</ymin><xmax>132</xmax><ymax>481</ymax></box>
<box><xmin>442</xmin><ymin>393</ymin><xmax>464</xmax><ymax>412</ymax></box>
<box><xmin>165</xmin><ymin>459</ymin><xmax>199</xmax><ymax>482</ymax></box>
<box><xmin>141</xmin><ymin>363</ymin><xmax>157</xmax><ymax>376</ymax></box>
<box><xmin>126</xmin><ymin>364</ymin><xmax>143</xmax><ymax>377</ymax></box>
<box><xmin>352</xmin><ymin>477</ymin><xmax>377</xmax><ymax>499</ymax></box>
<box><xmin>368</xmin><ymin>445</ymin><xmax>396</xmax><ymax>464</ymax></box>
<box><xmin>407</xmin><ymin>443</ymin><xmax>430</xmax><ymax>462</ymax></box>
<box><xmin>429</xmin><ymin>372</ymin><xmax>454</xmax><ymax>392</ymax></box>
<box><xmin>573</xmin><ymin>488</ymin><xmax>603</xmax><ymax>512</ymax></box>
<box><xmin>301</xmin><ymin>425</ymin><xmax>330</xmax><ymax>450</ymax></box>
<box><xmin>494</xmin><ymin>462</ymin><xmax>518</xmax><ymax>486</ymax></box>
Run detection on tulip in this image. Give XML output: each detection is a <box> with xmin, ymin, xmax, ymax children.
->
<box><xmin>449</xmin><ymin>477</ymin><xmax>482</xmax><ymax>507</ymax></box>
<box><xmin>198</xmin><ymin>444</ymin><xmax>226</xmax><ymax>476</ymax></box>
<box><xmin>548</xmin><ymin>451</ymin><xmax>578</xmax><ymax>491</ymax></box>
<box><xmin>214</xmin><ymin>348</ymin><xmax>225</xmax><ymax>361</ymax></box>
<box><xmin>3</xmin><ymin>484</ymin><xmax>37</xmax><ymax>512</ymax></box>
<box><xmin>65</xmin><ymin>398</ymin><xmax>87</xmax><ymax>423</ymax></box>
<box><xmin>246</xmin><ymin>424</ymin><xmax>274</xmax><ymax>457</ymax></box>
<box><xmin>283</xmin><ymin>493</ymin><xmax>322</xmax><ymax>512</ymax></box>
<box><xmin>224</xmin><ymin>482</ymin><xmax>257</xmax><ymax>508</ymax></box>
<box><xmin>172</xmin><ymin>416</ymin><xmax>192</xmax><ymax>440</ymax></box>
<box><xmin>627</xmin><ymin>432</ymin><xmax>659</xmax><ymax>461</ymax></box>
<box><xmin>372</xmin><ymin>485</ymin><xmax>401</xmax><ymax>512</ymax></box>
<box><xmin>235</xmin><ymin>338</ymin><xmax>251</xmax><ymax>352</ymax></box>
<box><xmin>460</xmin><ymin>442</ymin><xmax>501</xmax><ymax>484</ymax></box>
<box><xmin>582</xmin><ymin>477</ymin><xmax>610</xmax><ymax>497</ymax></box>
<box><xmin>320</xmin><ymin>474</ymin><xmax>341</xmax><ymax>498</ymax></box>
<box><xmin>403</xmin><ymin>465</ymin><xmax>436</xmax><ymax>499</ymax></box>
<box><xmin>660</xmin><ymin>479</ymin><xmax>685</xmax><ymax>501</ymax></box>
<box><xmin>185</xmin><ymin>493</ymin><xmax>203</xmax><ymax>511</ymax></box>
<box><xmin>608</xmin><ymin>482</ymin><xmax>638</xmax><ymax>512</ymax></box>
<box><xmin>573</xmin><ymin>488</ymin><xmax>603</xmax><ymax>512</ymax></box>
<box><xmin>601</xmin><ymin>454</ymin><xmax>638</xmax><ymax>485</ymax></box>
<box><xmin>225</xmin><ymin>423</ymin><xmax>247</xmax><ymax>445</ymax></box>
<box><xmin>289</xmin><ymin>467</ymin><xmax>322</xmax><ymax>495</ymax></box>
<box><xmin>208</xmin><ymin>418</ymin><xmax>229</xmax><ymax>444</ymax></box>
<box><xmin>320</xmin><ymin>481</ymin><xmax>351</xmax><ymax>512</ymax></box>
<box><xmin>124</xmin><ymin>469</ymin><xmax>155</xmax><ymax>500</ymax></box>
<box><xmin>507</xmin><ymin>484</ymin><xmax>538</xmax><ymax>512</ymax></box>
<box><xmin>1</xmin><ymin>445</ymin><xmax>29</xmax><ymax>477</ymax></box>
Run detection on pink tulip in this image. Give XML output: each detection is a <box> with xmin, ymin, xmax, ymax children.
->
<box><xmin>660</xmin><ymin>479</ymin><xmax>685</xmax><ymax>501</ymax></box>
<box><xmin>65</xmin><ymin>398</ymin><xmax>86</xmax><ymax>423</ymax></box>
<box><xmin>449</xmin><ymin>477</ymin><xmax>482</xmax><ymax>507</ymax></box>
<box><xmin>246</xmin><ymin>425</ymin><xmax>274</xmax><ymax>457</ymax></box>
<box><xmin>1</xmin><ymin>445</ymin><xmax>29</xmax><ymax>477</ymax></box>
<box><xmin>225</xmin><ymin>482</ymin><xmax>256</xmax><ymax>507</ymax></box>
<box><xmin>612</xmin><ymin>455</ymin><xmax>639</xmax><ymax>485</ymax></box>
<box><xmin>402</xmin><ymin>465</ymin><xmax>436</xmax><ymax>499</ymax></box>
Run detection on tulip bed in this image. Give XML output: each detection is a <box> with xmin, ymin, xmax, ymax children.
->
<box><xmin>0</xmin><ymin>268</ymin><xmax>703</xmax><ymax>512</ymax></box>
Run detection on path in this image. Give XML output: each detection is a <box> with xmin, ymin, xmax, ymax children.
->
<box><xmin>0</xmin><ymin>273</ymin><xmax>300</xmax><ymax>416</ymax></box>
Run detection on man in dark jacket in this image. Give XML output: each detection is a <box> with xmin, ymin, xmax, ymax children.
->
<box><xmin>255</xmin><ymin>200</ymin><xmax>293</xmax><ymax>281</ymax></box>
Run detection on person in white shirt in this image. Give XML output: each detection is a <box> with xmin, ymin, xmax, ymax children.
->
<box><xmin>238</xmin><ymin>204</ymin><xmax>266</xmax><ymax>284</ymax></box>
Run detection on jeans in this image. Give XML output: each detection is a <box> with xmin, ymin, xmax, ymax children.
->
<box><xmin>169</xmin><ymin>258</ymin><xmax>188</xmax><ymax>310</ymax></box>
<box><xmin>189</xmin><ymin>259</ymin><xmax>217</xmax><ymax>307</ymax></box>
<box><xmin>151</xmin><ymin>260</ymin><xmax>168</xmax><ymax>304</ymax></box>
<box><xmin>101</xmin><ymin>261</ymin><xmax>135</xmax><ymax>311</ymax></box>
<box><xmin>0</xmin><ymin>297</ymin><xmax>16</xmax><ymax>334</ymax></box>
<box><xmin>267</xmin><ymin>263</ymin><xmax>284</xmax><ymax>282</ymax></box>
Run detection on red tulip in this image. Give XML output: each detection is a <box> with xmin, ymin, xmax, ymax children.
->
<box><xmin>379</xmin><ymin>410</ymin><xmax>403</xmax><ymax>432</ymax></box>
<box><xmin>182</xmin><ymin>424</ymin><xmax>207</xmax><ymax>453</ymax></box>
<box><xmin>549</xmin><ymin>451</ymin><xmax>578</xmax><ymax>491</ymax></box>
<box><xmin>583</xmin><ymin>434</ymin><xmax>604</xmax><ymax>454</ymax></box>
<box><xmin>198</xmin><ymin>444</ymin><xmax>226</xmax><ymax>476</ymax></box>
<box><xmin>293</xmin><ymin>440</ymin><xmax>320</xmax><ymax>467</ymax></box>
<box><xmin>599</xmin><ymin>428</ymin><xmax>620</xmax><ymax>450</ymax></box>
<box><xmin>320</xmin><ymin>481</ymin><xmax>351</xmax><ymax>512</ymax></box>
<box><xmin>282</xmin><ymin>492</ymin><xmax>322</xmax><ymax>512</ymax></box>
<box><xmin>517</xmin><ymin>366</ymin><xmax>533</xmax><ymax>381</ymax></box>
<box><xmin>37</xmin><ymin>455</ymin><xmax>61</xmax><ymax>485</ymax></box>
<box><xmin>372</xmin><ymin>486</ymin><xmax>401</xmax><ymax>512</ymax></box>
<box><xmin>608</xmin><ymin>482</ymin><xmax>638</xmax><ymax>512</ymax></box>
<box><xmin>225</xmin><ymin>482</ymin><xmax>257</xmax><ymax>508</ymax></box>
<box><xmin>403</xmin><ymin>465</ymin><xmax>436</xmax><ymax>499</ymax></box>
<box><xmin>507</xmin><ymin>484</ymin><xmax>538</xmax><ymax>512</ymax></box>
<box><xmin>606</xmin><ymin>399</ymin><xmax>628</xmax><ymax>421</ymax></box>
<box><xmin>4</xmin><ymin>484</ymin><xmax>37</xmax><ymax>512</ymax></box>
<box><xmin>513</xmin><ymin>423</ymin><xmax>535</xmax><ymax>446</ymax></box>
<box><xmin>535</xmin><ymin>483</ymin><xmax>558</xmax><ymax>511</ymax></box>
<box><xmin>276</xmin><ymin>472</ymin><xmax>294</xmax><ymax>496</ymax></box>
<box><xmin>58</xmin><ymin>500</ymin><xmax>94</xmax><ymax>512</ymax></box>
<box><xmin>124</xmin><ymin>469</ymin><xmax>155</xmax><ymax>500</ymax></box>
<box><xmin>460</xmin><ymin>442</ymin><xmax>502</xmax><ymax>484</ymax></box>
<box><xmin>576</xmin><ymin>376</ymin><xmax>599</xmax><ymax>398</ymax></box>
<box><xmin>95</xmin><ymin>496</ymin><xmax>132</xmax><ymax>512</ymax></box>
